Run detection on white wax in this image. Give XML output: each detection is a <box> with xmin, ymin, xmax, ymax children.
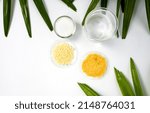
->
<box><xmin>55</xmin><ymin>17</ymin><xmax>75</xmax><ymax>37</ymax></box>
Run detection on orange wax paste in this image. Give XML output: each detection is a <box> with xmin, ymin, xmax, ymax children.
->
<box><xmin>82</xmin><ymin>53</ymin><xmax>107</xmax><ymax>77</ymax></box>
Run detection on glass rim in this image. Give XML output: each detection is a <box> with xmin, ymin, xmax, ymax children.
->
<box><xmin>54</xmin><ymin>16</ymin><xmax>76</xmax><ymax>38</ymax></box>
<box><xmin>84</xmin><ymin>7</ymin><xmax>119</xmax><ymax>41</ymax></box>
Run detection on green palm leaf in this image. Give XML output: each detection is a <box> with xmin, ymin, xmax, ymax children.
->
<box><xmin>145</xmin><ymin>0</ymin><xmax>150</xmax><ymax>31</ymax></box>
<box><xmin>122</xmin><ymin>0</ymin><xmax>136</xmax><ymax>39</ymax></box>
<box><xmin>70</xmin><ymin>0</ymin><xmax>75</xmax><ymax>2</ymax></box>
<box><xmin>3</xmin><ymin>0</ymin><xmax>12</xmax><ymax>37</ymax></box>
<box><xmin>116</xmin><ymin>0</ymin><xmax>121</xmax><ymax>17</ymax></box>
<box><xmin>82</xmin><ymin>0</ymin><xmax>99</xmax><ymax>25</ymax></box>
<box><xmin>100</xmin><ymin>0</ymin><xmax>108</xmax><ymax>8</ymax></box>
<box><xmin>33</xmin><ymin>0</ymin><xmax>53</xmax><ymax>31</ymax></box>
<box><xmin>78</xmin><ymin>83</ymin><xmax>100</xmax><ymax>96</ymax></box>
<box><xmin>114</xmin><ymin>68</ymin><xmax>135</xmax><ymax>96</ymax></box>
<box><xmin>61</xmin><ymin>0</ymin><xmax>77</xmax><ymax>12</ymax></box>
<box><xmin>19</xmin><ymin>0</ymin><xmax>32</xmax><ymax>37</ymax></box>
<box><xmin>121</xmin><ymin>0</ymin><xmax>125</xmax><ymax>13</ymax></box>
<box><xmin>130</xmin><ymin>58</ymin><xmax>144</xmax><ymax>96</ymax></box>
<box><xmin>116</xmin><ymin>0</ymin><xmax>121</xmax><ymax>37</ymax></box>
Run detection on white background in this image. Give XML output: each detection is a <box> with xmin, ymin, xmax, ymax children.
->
<box><xmin>0</xmin><ymin>0</ymin><xmax>150</xmax><ymax>96</ymax></box>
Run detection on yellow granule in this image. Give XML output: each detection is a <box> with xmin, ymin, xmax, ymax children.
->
<box><xmin>52</xmin><ymin>42</ymin><xmax>74</xmax><ymax>65</ymax></box>
<box><xmin>82</xmin><ymin>53</ymin><xmax>107</xmax><ymax>77</ymax></box>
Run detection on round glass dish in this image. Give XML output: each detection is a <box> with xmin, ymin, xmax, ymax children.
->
<box><xmin>54</xmin><ymin>16</ymin><xmax>76</xmax><ymax>38</ymax></box>
<box><xmin>81</xmin><ymin>51</ymin><xmax>108</xmax><ymax>78</ymax></box>
<box><xmin>84</xmin><ymin>8</ymin><xmax>118</xmax><ymax>42</ymax></box>
<box><xmin>51</xmin><ymin>41</ymin><xmax>77</xmax><ymax>68</ymax></box>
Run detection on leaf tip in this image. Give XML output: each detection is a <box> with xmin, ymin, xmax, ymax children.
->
<box><xmin>49</xmin><ymin>27</ymin><xmax>53</xmax><ymax>31</ymax></box>
<box><xmin>130</xmin><ymin>57</ymin><xmax>133</xmax><ymax>62</ymax></box>
<box><xmin>77</xmin><ymin>82</ymin><xmax>82</xmax><ymax>86</ymax></box>
<box><xmin>122</xmin><ymin>36</ymin><xmax>126</xmax><ymax>39</ymax></box>
<box><xmin>4</xmin><ymin>31</ymin><xmax>8</xmax><ymax>37</ymax></box>
<box><xmin>82</xmin><ymin>21</ymin><xmax>85</xmax><ymax>26</ymax></box>
<box><xmin>130</xmin><ymin>57</ymin><xmax>135</xmax><ymax>66</ymax></box>
<box><xmin>29</xmin><ymin>33</ymin><xmax>32</xmax><ymax>38</ymax></box>
<box><xmin>114</xmin><ymin>67</ymin><xmax>118</xmax><ymax>72</ymax></box>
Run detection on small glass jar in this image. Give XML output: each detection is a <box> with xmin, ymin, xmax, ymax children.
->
<box><xmin>54</xmin><ymin>16</ymin><xmax>76</xmax><ymax>38</ymax></box>
<box><xmin>84</xmin><ymin>8</ymin><xmax>118</xmax><ymax>42</ymax></box>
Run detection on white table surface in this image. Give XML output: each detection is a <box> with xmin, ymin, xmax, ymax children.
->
<box><xmin>0</xmin><ymin>0</ymin><xmax>150</xmax><ymax>96</ymax></box>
